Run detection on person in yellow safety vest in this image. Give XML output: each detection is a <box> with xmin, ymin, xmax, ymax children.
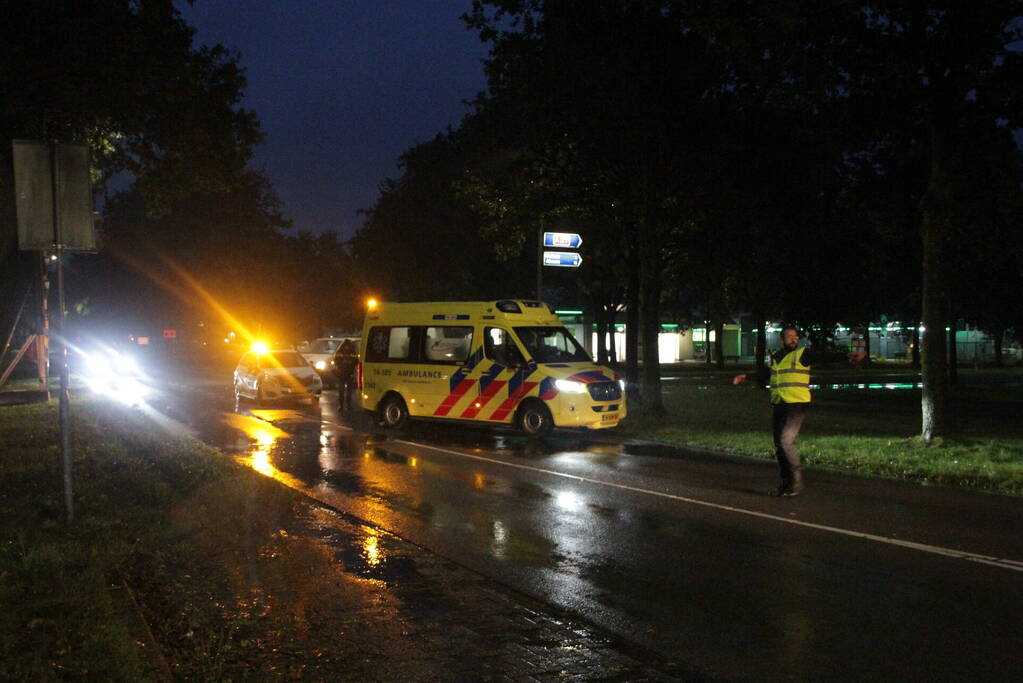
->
<box><xmin>733</xmin><ymin>326</ymin><xmax>825</xmax><ymax>497</ymax></box>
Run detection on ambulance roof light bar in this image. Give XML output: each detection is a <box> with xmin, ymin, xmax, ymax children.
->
<box><xmin>496</xmin><ymin>300</ymin><xmax>522</xmax><ymax>314</ymax></box>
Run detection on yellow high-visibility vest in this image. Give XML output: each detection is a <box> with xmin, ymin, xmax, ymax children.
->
<box><xmin>770</xmin><ymin>347</ymin><xmax>811</xmax><ymax>404</ymax></box>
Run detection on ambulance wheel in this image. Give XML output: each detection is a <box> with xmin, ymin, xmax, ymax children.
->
<box><xmin>517</xmin><ymin>400</ymin><xmax>553</xmax><ymax>438</ymax></box>
<box><xmin>379</xmin><ymin>394</ymin><xmax>409</xmax><ymax>429</ymax></box>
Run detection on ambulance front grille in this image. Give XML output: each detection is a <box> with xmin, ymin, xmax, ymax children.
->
<box><xmin>587</xmin><ymin>381</ymin><xmax>621</xmax><ymax>402</ymax></box>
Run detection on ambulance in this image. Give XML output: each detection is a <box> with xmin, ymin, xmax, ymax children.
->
<box><xmin>359</xmin><ymin>300</ymin><xmax>626</xmax><ymax>437</ymax></box>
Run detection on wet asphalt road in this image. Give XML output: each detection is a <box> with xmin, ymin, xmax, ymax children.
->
<box><xmin>157</xmin><ymin>375</ymin><xmax>1023</xmax><ymax>681</ymax></box>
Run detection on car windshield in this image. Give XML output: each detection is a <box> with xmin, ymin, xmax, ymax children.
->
<box><xmin>264</xmin><ymin>351</ymin><xmax>307</xmax><ymax>368</ymax></box>
<box><xmin>309</xmin><ymin>339</ymin><xmax>339</xmax><ymax>354</ymax></box>
<box><xmin>512</xmin><ymin>326</ymin><xmax>591</xmax><ymax>363</ymax></box>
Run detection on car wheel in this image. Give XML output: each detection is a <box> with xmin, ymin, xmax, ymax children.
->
<box><xmin>378</xmin><ymin>394</ymin><xmax>409</xmax><ymax>429</ymax></box>
<box><xmin>517</xmin><ymin>400</ymin><xmax>554</xmax><ymax>438</ymax></box>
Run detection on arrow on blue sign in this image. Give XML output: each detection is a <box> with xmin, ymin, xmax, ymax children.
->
<box><xmin>543</xmin><ymin>251</ymin><xmax>583</xmax><ymax>267</ymax></box>
<box><xmin>543</xmin><ymin>231</ymin><xmax>583</xmax><ymax>249</ymax></box>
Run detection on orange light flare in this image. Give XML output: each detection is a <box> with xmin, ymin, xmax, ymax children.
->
<box><xmin>153</xmin><ymin>254</ymin><xmax>263</xmax><ymax>347</ymax></box>
<box><xmin>150</xmin><ymin>259</ymin><xmax>308</xmax><ymax>391</ymax></box>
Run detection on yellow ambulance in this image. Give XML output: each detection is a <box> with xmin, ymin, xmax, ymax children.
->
<box><xmin>359</xmin><ymin>300</ymin><xmax>626</xmax><ymax>437</ymax></box>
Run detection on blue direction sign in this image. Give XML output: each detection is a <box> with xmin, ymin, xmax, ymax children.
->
<box><xmin>543</xmin><ymin>251</ymin><xmax>583</xmax><ymax>268</ymax></box>
<box><xmin>543</xmin><ymin>231</ymin><xmax>583</xmax><ymax>249</ymax></box>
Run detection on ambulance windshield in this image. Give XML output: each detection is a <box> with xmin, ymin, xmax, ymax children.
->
<box><xmin>513</xmin><ymin>327</ymin><xmax>591</xmax><ymax>364</ymax></box>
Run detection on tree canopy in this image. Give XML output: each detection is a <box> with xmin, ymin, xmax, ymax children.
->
<box><xmin>1</xmin><ymin>1</ymin><xmax>358</xmax><ymax>348</ymax></box>
<box><xmin>349</xmin><ymin>0</ymin><xmax>1023</xmax><ymax>436</ymax></box>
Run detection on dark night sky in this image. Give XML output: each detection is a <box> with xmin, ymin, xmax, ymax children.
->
<box><xmin>178</xmin><ymin>1</ymin><xmax>489</xmax><ymax>240</ymax></box>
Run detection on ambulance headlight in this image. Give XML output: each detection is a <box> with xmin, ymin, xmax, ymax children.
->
<box><xmin>555</xmin><ymin>379</ymin><xmax>587</xmax><ymax>394</ymax></box>
<box><xmin>314</xmin><ymin>360</ymin><xmax>327</xmax><ymax>371</ymax></box>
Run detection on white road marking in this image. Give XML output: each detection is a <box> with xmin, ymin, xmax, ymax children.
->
<box><xmin>393</xmin><ymin>439</ymin><xmax>1023</xmax><ymax>573</ymax></box>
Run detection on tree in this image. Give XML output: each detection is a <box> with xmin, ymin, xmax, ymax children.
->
<box><xmin>1</xmin><ymin>0</ymin><xmax>263</xmax><ymax>262</ymax></box>
<box><xmin>72</xmin><ymin>169</ymin><xmax>298</xmax><ymax>340</ymax></box>
<box><xmin>466</xmin><ymin>0</ymin><xmax>723</xmax><ymax>413</ymax></box>
<box><xmin>350</xmin><ymin>130</ymin><xmax>534</xmax><ymax>303</ymax></box>
<box><xmin>691</xmin><ymin>0</ymin><xmax>1023</xmax><ymax>441</ymax></box>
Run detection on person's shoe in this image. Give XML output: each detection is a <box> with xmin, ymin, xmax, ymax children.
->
<box><xmin>782</xmin><ymin>470</ymin><xmax>805</xmax><ymax>497</ymax></box>
<box><xmin>769</xmin><ymin>480</ymin><xmax>790</xmax><ymax>497</ymax></box>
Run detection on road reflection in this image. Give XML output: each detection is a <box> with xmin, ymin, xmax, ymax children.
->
<box><xmin>220</xmin><ymin>393</ymin><xmax>699</xmax><ymax>619</ymax></box>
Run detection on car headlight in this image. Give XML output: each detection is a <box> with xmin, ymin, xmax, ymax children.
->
<box><xmin>314</xmin><ymin>360</ymin><xmax>327</xmax><ymax>370</ymax></box>
<box><xmin>618</xmin><ymin>379</ymin><xmax>626</xmax><ymax>392</ymax></box>
<box><xmin>555</xmin><ymin>379</ymin><xmax>587</xmax><ymax>393</ymax></box>
<box><xmin>82</xmin><ymin>350</ymin><xmax>148</xmax><ymax>405</ymax></box>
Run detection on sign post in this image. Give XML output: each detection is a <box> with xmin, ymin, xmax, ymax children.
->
<box><xmin>538</xmin><ymin>229</ymin><xmax>584</xmax><ymax>300</ymax></box>
<box><xmin>13</xmin><ymin>140</ymin><xmax>95</xmax><ymax>523</ymax></box>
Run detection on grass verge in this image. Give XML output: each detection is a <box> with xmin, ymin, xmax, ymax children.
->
<box><xmin>619</xmin><ymin>379</ymin><xmax>1023</xmax><ymax>495</ymax></box>
<box><xmin>0</xmin><ymin>397</ymin><xmax>306</xmax><ymax>680</ymax></box>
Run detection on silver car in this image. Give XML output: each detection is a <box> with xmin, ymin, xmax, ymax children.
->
<box><xmin>233</xmin><ymin>349</ymin><xmax>322</xmax><ymax>404</ymax></box>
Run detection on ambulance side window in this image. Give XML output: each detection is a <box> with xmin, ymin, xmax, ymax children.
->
<box><xmin>387</xmin><ymin>327</ymin><xmax>413</xmax><ymax>360</ymax></box>
<box><xmin>365</xmin><ymin>326</ymin><xmax>414</xmax><ymax>362</ymax></box>
<box><xmin>424</xmin><ymin>326</ymin><xmax>472</xmax><ymax>363</ymax></box>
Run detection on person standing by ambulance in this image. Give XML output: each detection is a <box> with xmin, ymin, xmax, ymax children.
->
<box><xmin>332</xmin><ymin>339</ymin><xmax>359</xmax><ymax>411</ymax></box>
<box><xmin>733</xmin><ymin>326</ymin><xmax>823</xmax><ymax>497</ymax></box>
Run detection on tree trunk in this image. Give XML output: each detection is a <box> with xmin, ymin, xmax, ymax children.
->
<box><xmin>755</xmin><ymin>313</ymin><xmax>767</xmax><ymax>373</ymax></box>
<box><xmin>920</xmin><ymin>125</ymin><xmax>951</xmax><ymax>442</ymax></box>
<box><xmin>608</xmin><ymin>320</ymin><xmax>618</xmax><ymax>366</ymax></box>
<box><xmin>993</xmin><ymin>329</ymin><xmax>1004</xmax><ymax>366</ymax></box>
<box><xmin>637</xmin><ymin>212</ymin><xmax>664</xmax><ymax>414</ymax></box>
<box><xmin>595</xmin><ymin>305</ymin><xmax>609</xmax><ymax>366</ymax></box>
<box><xmin>947</xmin><ymin>318</ymin><xmax>958</xmax><ymax>386</ymax></box>
<box><xmin>714</xmin><ymin>320</ymin><xmax>725</xmax><ymax>369</ymax></box>
<box><xmin>625</xmin><ymin>244</ymin><xmax>640</xmax><ymax>397</ymax></box>
<box><xmin>704</xmin><ymin>318</ymin><xmax>712</xmax><ymax>365</ymax></box>
<box><xmin>640</xmin><ymin>285</ymin><xmax>663</xmax><ymax>413</ymax></box>
<box><xmin>911</xmin><ymin>324</ymin><xmax>921</xmax><ymax>368</ymax></box>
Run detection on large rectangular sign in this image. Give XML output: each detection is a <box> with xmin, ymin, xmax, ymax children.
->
<box><xmin>543</xmin><ymin>232</ymin><xmax>583</xmax><ymax>249</ymax></box>
<box><xmin>543</xmin><ymin>251</ymin><xmax>583</xmax><ymax>268</ymax></box>
<box><xmin>13</xmin><ymin>140</ymin><xmax>96</xmax><ymax>251</ymax></box>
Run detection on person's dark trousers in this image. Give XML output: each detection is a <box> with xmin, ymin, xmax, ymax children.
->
<box><xmin>772</xmin><ymin>402</ymin><xmax>809</xmax><ymax>490</ymax></box>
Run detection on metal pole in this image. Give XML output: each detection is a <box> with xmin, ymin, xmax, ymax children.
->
<box><xmin>536</xmin><ymin>220</ymin><xmax>543</xmax><ymax>302</ymax></box>
<box><xmin>56</xmin><ymin>248</ymin><xmax>72</xmax><ymax>522</ymax></box>
<box><xmin>37</xmin><ymin>253</ymin><xmax>50</xmax><ymax>395</ymax></box>
<box><xmin>51</xmin><ymin>142</ymin><xmax>73</xmax><ymax>522</ymax></box>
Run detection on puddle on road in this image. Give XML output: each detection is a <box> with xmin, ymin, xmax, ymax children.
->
<box><xmin>223</xmin><ymin>410</ymin><xmax>428</xmax><ymax>588</ymax></box>
<box><xmin>299</xmin><ymin>513</ymin><xmax>421</xmax><ymax>585</ymax></box>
